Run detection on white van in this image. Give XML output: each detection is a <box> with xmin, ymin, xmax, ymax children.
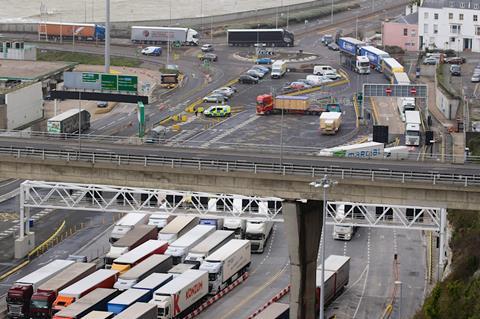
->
<box><xmin>384</xmin><ymin>146</ymin><xmax>410</xmax><ymax>160</ymax></box>
<box><xmin>271</xmin><ymin>60</ymin><xmax>287</xmax><ymax>79</ymax></box>
<box><xmin>314</xmin><ymin>65</ymin><xmax>337</xmax><ymax>76</ymax></box>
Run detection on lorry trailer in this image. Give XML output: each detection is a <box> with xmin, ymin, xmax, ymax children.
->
<box><xmin>256</xmin><ymin>95</ymin><xmax>327</xmax><ymax>115</ymax></box>
<box><xmin>148</xmin><ymin>214</ymin><xmax>175</xmax><ymax>230</ymax></box>
<box><xmin>150</xmin><ymin>270</ymin><xmax>208</xmax><ymax>319</ymax></box>
<box><xmin>223</xmin><ymin>218</ymin><xmax>246</xmax><ymax>239</ymax></box>
<box><xmin>38</xmin><ymin>22</ymin><xmax>105</xmax><ymax>41</ymax></box>
<box><xmin>52</xmin><ymin>288</ymin><xmax>118</xmax><ymax>319</ymax></box>
<box><xmin>111</xmin><ymin>240</ymin><xmax>169</xmax><ymax>274</ymax></box>
<box><xmin>255</xmin><ymin>302</ymin><xmax>289</xmax><ymax>319</ymax></box>
<box><xmin>359</xmin><ymin>46</ymin><xmax>390</xmax><ymax>71</ymax></box>
<box><xmin>114</xmin><ymin>254</ymin><xmax>173</xmax><ymax>291</ymax></box>
<box><xmin>405</xmin><ymin>110</ymin><xmax>421</xmax><ymax>146</ymax></box>
<box><xmin>114</xmin><ymin>302</ymin><xmax>157</xmax><ymax>319</ymax></box>
<box><xmin>52</xmin><ymin>270</ymin><xmax>119</xmax><ymax>313</ymax></box>
<box><xmin>164</xmin><ymin>225</ymin><xmax>216</xmax><ymax>264</ymax></box>
<box><xmin>30</xmin><ymin>262</ymin><xmax>97</xmax><ymax>319</ymax></box>
<box><xmin>319</xmin><ymin>142</ymin><xmax>384</xmax><ymax>159</ymax></box>
<box><xmin>168</xmin><ymin>263</ymin><xmax>198</xmax><ymax>277</ymax></box>
<box><xmin>109</xmin><ymin>213</ymin><xmax>149</xmax><ymax>243</ymax></box>
<box><xmin>47</xmin><ymin>109</ymin><xmax>91</xmax><ymax>135</ymax></box>
<box><xmin>199</xmin><ymin>217</ymin><xmax>224</xmax><ymax>230</ymax></box>
<box><xmin>316</xmin><ymin>255</ymin><xmax>350</xmax><ymax>305</ymax></box>
<box><xmin>158</xmin><ymin>216</ymin><xmax>198</xmax><ymax>243</ymax></box>
<box><xmin>199</xmin><ymin>239</ymin><xmax>251</xmax><ymax>294</ymax></box>
<box><xmin>80</xmin><ymin>311</ymin><xmax>114</xmax><ymax>319</ymax></box>
<box><xmin>104</xmin><ymin>225</ymin><xmax>158</xmax><ymax>267</ymax></box>
<box><xmin>131</xmin><ymin>26</ymin><xmax>199</xmax><ymax>46</ymax></box>
<box><xmin>227</xmin><ymin>29</ymin><xmax>294</xmax><ymax>47</ymax></box>
<box><xmin>7</xmin><ymin>259</ymin><xmax>74</xmax><ymax>319</ymax></box>
<box><xmin>319</xmin><ymin>112</ymin><xmax>342</xmax><ymax>135</ymax></box>
<box><xmin>184</xmin><ymin>230</ymin><xmax>235</xmax><ymax>264</ymax></box>
<box><xmin>132</xmin><ymin>273</ymin><xmax>173</xmax><ymax>300</ymax></box>
<box><xmin>107</xmin><ymin>289</ymin><xmax>150</xmax><ymax>314</ymax></box>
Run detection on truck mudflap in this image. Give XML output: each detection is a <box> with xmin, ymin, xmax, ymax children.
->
<box><xmin>183</xmin><ymin>273</ymin><xmax>249</xmax><ymax>319</ymax></box>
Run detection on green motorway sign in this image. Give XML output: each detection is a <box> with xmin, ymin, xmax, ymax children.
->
<box><xmin>118</xmin><ymin>75</ymin><xmax>138</xmax><ymax>93</ymax></box>
<box><xmin>101</xmin><ymin>74</ymin><xmax>118</xmax><ymax>91</ymax></box>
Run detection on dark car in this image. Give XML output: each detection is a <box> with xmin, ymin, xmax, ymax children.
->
<box><xmin>199</xmin><ymin>53</ymin><xmax>218</xmax><ymax>62</ymax></box>
<box><xmin>327</xmin><ymin>43</ymin><xmax>339</xmax><ymax>51</ymax></box>
<box><xmin>445</xmin><ymin>56</ymin><xmax>466</xmax><ymax>64</ymax></box>
<box><xmin>238</xmin><ymin>74</ymin><xmax>259</xmax><ymax>84</ymax></box>
<box><xmin>450</xmin><ymin>65</ymin><xmax>461</xmax><ymax>76</ymax></box>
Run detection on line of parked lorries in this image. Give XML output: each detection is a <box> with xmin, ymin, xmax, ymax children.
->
<box><xmin>6</xmin><ymin>211</ymin><xmax>275</xmax><ymax>319</ymax></box>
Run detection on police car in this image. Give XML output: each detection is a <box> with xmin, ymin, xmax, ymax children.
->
<box><xmin>203</xmin><ymin>105</ymin><xmax>231</xmax><ymax>117</ymax></box>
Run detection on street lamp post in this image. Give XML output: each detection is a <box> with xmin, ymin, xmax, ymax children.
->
<box><xmin>105</xmin><ymin>0</ymin><xmax>110</xmax><ymax>73</ymax></box>
<box><xmin>310</xmin><ymin>175</ymin><xmax>337</xmax><ymax>319</ymax></box>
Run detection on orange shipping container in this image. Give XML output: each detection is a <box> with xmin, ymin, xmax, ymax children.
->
<box><xmin>274</xmin><ymin>95</ymin><xmax>310</xmax><ymax>111</ymax></box>
<box><xmin>38</xmin><ymin>22</ymin><xmax>100</xmax><ymax>39</ymax></box>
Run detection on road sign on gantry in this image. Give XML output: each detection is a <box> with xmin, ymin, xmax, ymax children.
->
<box><xmin>363</xmin><ymin>83</ymin><xmax>427</xmax><ymax>98</ymax></box>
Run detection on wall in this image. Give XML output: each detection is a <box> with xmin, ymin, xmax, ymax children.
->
<box><xmin>5</xmin><ymin>82</ymin><xmax>43</xmax><ymax>129</ymax></box>
<box><xmin>435</xmin><ymin>80</ymin><xmax>460</xmax><ymax>120</ymax></box>
<box><xmin>382</xmin><ymin>21</ymin><xmax>418</xmax><ymax>51</ymax></box>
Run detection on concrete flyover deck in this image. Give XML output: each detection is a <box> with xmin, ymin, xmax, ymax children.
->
<box><xmin>0</xmin><ymin>138</ymin><xmax>478</xmax><ymax>210</ymax></box>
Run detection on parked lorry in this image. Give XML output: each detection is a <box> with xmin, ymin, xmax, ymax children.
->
<box><xmin>405</xmin><ymin>111</ymin><xmax>421</xmax><ymax>146</ymax></box>
<box><xmin>256</xmin><ymin>302</ymin><xmax>289</xmax><ymax>319</ymax></box>
<box><xmin>7</xmin><ymin>259</ymin><xmax>74</xmax><ymax>319</ymax></box>
<box><xmin>397</xmin><ymin>97</ymin><xmax>416</xmax><ymax>122</ymax></box>
<box><xmin>199</xmin><ymin>239</ymin><xmax>251</xmax><ymax>294</ymax></box>
<box><xmin>113</xmin><ymin>302</ymin><xmax>157</xmax><ymax>319</ymax></box>
<box><xmin>316</xmin><ymin>255</ymin><xmax>350</xmax><ymax>305</ymax></box>
<box><xmin>165</xmin><ymin>225</ymin><xmax>216</xmax><ymax>264</ymax></box>
<box><xmin>359</xmin><ymin>46</ymin><xmax>390</xmax><ymax>71</ymax></box>
<box><xmin>80</xmin><ymin>311</ymin><xmax>114</xmax><ymax>319</ymax></box>
<box><xmin>384</xmin><ymin>146</ymin><xmax>410</xmax><ymax>160</ymax></box>
<box><xmin>107</xmin><ymin>289</ymin><xmax>150</xmax><ymax>314</ymax></box>
<box><xmin>332</xmin><ymin>204</ymin><xmax>357</xmax><ymax>241</ymax></box>
<box><xmin>30</xmin><ymin>262</ymin><xmax>96</xmax><ymax>318</ymax></box>
<box><xmin>104</xmin><ymin>225</ymin><xmax>158</xmax><ymax>268</ymax></box>
<box><xmin>52</xmin><ymin>270</ymin><xmax>119</xmax><ymax>313</ymax></box>
<box><xmin>319</xmin><ymin>112</ymin><xmax>342</xmax><ymax>135</ymax></box>
<box><xmin>271</xmin><ymin>60</ymin><xmax>287</xmax><ymax>78</ymax></box>
<box><xmin>223</xmin><ymin>218</ymin><xmax>246</xmax><ymax>239</ymax></box>
<box><xmin>149</xmin><ymin>270</ymin><xmax>208</xmax><ymax>319</ymax></box>
<box><xmin>131</xmin><ymin>26</ymin><xmax>199</xmax><ymax>46</ymax></box>
<box><xmin>52</xmin><ymin>288</ymin><xmax>118</xmax><ymax>319</ymax></box>
<box><xmin>184</xmin><ymin>230</ymin><xmax>234</xmax><ymax>264</ymax></box>
<box><xmin>227</xmin><ymin>29</ymin><xmax>294</xmax><ymax>47</ymax></box>
<box><xmin>318</xmin><ymin>142</ymin><xmax>384</xmax><ymax>159</ymax></box>
<box><xmin>38</xmin><ymin>22</ymin><xmax>105</xmax><ymax>41</ymax></box>
<box><xmin>157</xmin><ymin>216</ymin><xmax>198</xmax><ymax>243</ymax></box>
<box><xmin>199</xmin><ymin>217</ymin><xmax>224</xmax><ymax>230</ymax></box>
<box><xmin>132</xmin><ymin>273</ymin><xmax>173</xmax><ymax>300</ymax></box>
<box><xmin>148</xmin><ymin>214</ymin><xmax>175</xmax><ymax>230</ymax></box>
<box><xmin>109</xmin><ymin>213</ymin><xmax>149</xmax><ymax>243</ymax></box>
<box><xmin>337</xmin><ymin>37</ymin><xmax>370</xmax><ymax>74</ymax></box>
<box><xmin>47</xmin><ymin>109</ymin><xmax>91</xmax><ymax>134</ymax></box>
<box><xmin>111</xmin><ymin>240</ymin><xmax>169</xmax><ymax>274</ymax></box>
<box><xmin>256</xmin><ymin>95</ymin><xmax>333</xmax><ymax>115</ymax></box>
<box><xmin>114</xmin><ymin>255</ymin><xmax>173</xmax><ymax>291</ymax></box>
<box><xmin>245</xmin><ymin>220</ymin><xmax>273</xmax><ymax>253</ymax></box>
<box><xmin>168</xmin><ymin>263</ymin><xmax>198</xmax><ymax>277</ymax></box>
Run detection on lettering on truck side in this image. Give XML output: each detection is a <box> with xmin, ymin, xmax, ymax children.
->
<box><xmin>186</xmin><ymin>282</ymin><xmax>203</xmax><ymax>299</ymax></box>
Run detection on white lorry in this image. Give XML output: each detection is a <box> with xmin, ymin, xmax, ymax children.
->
<box><xmin>332</xmin><ymin>204</ymin><xmax>357</xmax><ymax>241</ymax></box>
<box><xmin>405</xmin><ymin>111</ymin><xmax>421</xmax><ymax>146</ymax></box>
<box><xmin>158</xmin><ymin>216</ymin><xmax>199</xmax><ymax>243</ymax></box>
<box><xmin>164</xmin><ymin>225</ymin><xmax>216</xmax><ymax>264</ymax></box>
<box><xmin>271</xmin><ymin>60</ymin><xmax>287</xmax><ymax>79</ymax></box>
<box><xmin>150</xmin><ymin>269</ymin><xmax>208</xmax><ymax>319</ymax></box>
<box><xmin>223</xmin><ymin>218</ymin><xmax>247</xmax><ymax>239</ymax></box>
<box><xmin>148</xmin><ymin>214</ymin><xmax>176</xmax><ymax>230</ymax></box>
<box><xmin>245</xmin><ymin>220</ymin><xmax>273</xmax><ymax>253</ymax></box>
<box><xmin>130</xmin><ymin>26</ymin><xmax>199</xmax><ymax>46</ymax></box>
<box><xmin>397</xmin><ymin>97</ymin><xmax>415</xmax><ymax>122</ymax></box>
<box><xmin>110</xmin><ymin>213</ymin><xmax>149</xmax><ymax>243</ymax></box>
<box><xmin>199</xmin><ymin>239</ymin><xmax>251</xmax><ymax>294</ymax></box>
<box><xmin>319</xmin><ymin>142</ymin><xmax>384</xmax><ymax>159</ymax></box>
<box><xmin>184</xmin><ymin>230</ymin><xmax>235</xmax><ymax>264</ymax></box>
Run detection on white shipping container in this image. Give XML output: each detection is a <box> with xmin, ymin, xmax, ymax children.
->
<box><xmin>5</xmin><ymin>82</ymin><xmax>43</xmax><ymax>130</ymax></box>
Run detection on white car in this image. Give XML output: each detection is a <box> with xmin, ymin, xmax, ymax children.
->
<box><xmin>212</xmin><ymin>87</ymin><xmax>235</xmax><ymax>97</ymax></box>
<box><xmin>322</xmin><ymin>70</ymin><xmax>341</xmax><ymax>80</ymax></box>
<box><xmin>141</xmin><ymin>46</ymin><xmax>162</xmax><ymax>56</ymax></box>
<box><xmin>201</xmin><ymin>44</ymin><xmax>214</xmax><ymax>52</ymax></box>
<box><xmin>247</xmin><ymin>69</ymin><xmax>265</xmax><ymax>78</ymax></box>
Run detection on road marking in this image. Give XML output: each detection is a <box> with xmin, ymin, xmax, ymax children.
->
<box><xmin>254</xmin><ymin>224</ymin><xmax>277</xmax><ymax>270</ymax></box>
<box><xmin>352</xmin><ymin>228</ymin><xmax>371</xmax><ymax>318</ymax></box>
<box><xmin>200</xmin><ymin>114</ymin><xmax>258</xmax><ymax>148</ymax></box>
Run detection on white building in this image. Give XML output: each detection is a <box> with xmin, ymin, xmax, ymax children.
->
<box><xmin>0</xmin><ymin>41</ymin><xmax>36</xmax><ymax>61</ymax></box>
<box><xmin>418</xmin><ymin>0</ymin><xmax>480</xmax><ymax>52</ymax></box>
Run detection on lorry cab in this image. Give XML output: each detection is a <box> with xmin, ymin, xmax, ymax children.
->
<box><xmin>332</xmin><ymin>205</ymin><xmax>357</xmax><ymax>241</ymax></box>
<box><xmin>152</xmin><ymin>295</ymin><xmax>171</xmax><ymax>319</ymax></box>
<box><xmin>256</xmin><ymin>94</ymin><xmax>274</xmax><ymax>114</ymax></box>
<box><xmin>52</xmin><ymin>295</ymin><xmax>75</xmax><ymax>313</ymax></box>
<box><xmin>7</xmin><ymin>285</ymin><xmax>33</xmax><ymax>318</ymax></box>
<box><xmin>187</xmin><ymin>29</ymin><xmax>199</xmax><ymax>46</ymax></box>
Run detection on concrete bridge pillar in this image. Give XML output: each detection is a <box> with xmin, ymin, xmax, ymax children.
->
<box><xmin>284</xmin><ymin>200</ymin><xmax>323</xmax><ymax>319</ymax></box>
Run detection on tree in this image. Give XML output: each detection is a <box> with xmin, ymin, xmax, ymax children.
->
<box><xmin>409</xmin><ymin>0</ymin><xmax>422</xmax><ymax>8</ymax></box>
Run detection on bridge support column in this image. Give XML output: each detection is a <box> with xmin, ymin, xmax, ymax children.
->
<box><xmin>284</xmin><ymin>200</ymin><xmax>323</xmax><ymax>319</ymax></box>
<box><xmin>15</xmin><ymin>186</ymin><xmax>34</xmax><ymax>259</ymax></box>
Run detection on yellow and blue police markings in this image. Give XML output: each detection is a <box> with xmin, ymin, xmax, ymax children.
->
<box><xmin>203</xmin><ymin>105</ymin><xmax>232</xmax><ymax>117</ymax></box>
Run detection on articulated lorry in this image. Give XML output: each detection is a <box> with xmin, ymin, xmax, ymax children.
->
<box><xmin>114</xmin><ymin>255</ymin><xmax>173</xmax><ymax>291</ymax></box>
<box><xmin>245</xmin><ymin>220</ymin><xmax>273</xmax><ymax>253</ymax></box>
<box><xmin>184</xmin><ymin>230</ymin><xmax>234</xmax><ymax>264</ymax></box>
<box><xmin>168</xmin><ymin>263</ymin><xmax>198</xmax><ymax>277</ymax></box>
<box><xmin>132</xmin><ymin>273</ymin><xmax>173</xmax><ymax>300</ymax></box>
<box><xmin>199</xmin><ymin>217</ymin><xmax>224</xmax><ymax>230</ymax></box>
<box><xmin>149</xmin><ymin>270</ymin><xmax>209</xmax><ymax>319</ymax></box>
<box><xmin>319</xmin><ymin>112</ymin><xmax>342</xmax><ymax>135</ymax></box>
<box><xmin>104</xmin><ymin>225</ymin><xmax>158</xmax><ymax>268</ymax></box>
<box><xmin>359</xmin><ymin>46</ymin><xmax>390</xmax><ymax>71</ymax></box>
<box><xmin>148</xmin><ymin>214</ymin><xmax>175</xmax><ymax>230</ymax></box>
<box><xmin>131</xmin><ymin>26</ymin><xmax>199</xmax><ymax>46</ymax></box>
<box><xmin>111</xmin><ymin>240</ymin><xmax>169</xmax><ymax>274</ymax></box>
<box><xmin>227</xmin><ymin>29</ymin><xmax>294</xmax><ymax>47</ymax></box>
<box><xmin>30</xmin><ymin>262</ymin><xmax>96</xmax><ymax>319</ymax></box>
<box><xmin>223</xmin><ymin>218</ymin><xmax>246</xmax><ymax>239</ymax></box>
<box><xmin>38</xmin><ymin>22</ymin><xmax>105</xmax><ymax>41</ymax></box>
<box><xmin>52</xmin><ymin>270</ymin><xmax>119</xmax><ymax>313</ymax></box>
<box><xmin>256</xmin><ymin>95</ymin><xmax>340</xmax><ymax>115</ymax></box>
<box><xmin>337</xmin><ymin>37</ymin><xmax>370</xmax><ymax>74</ymax></box>
<box><xmin>316</xmin><ymin>255</ymin><xmax>350</xmax><ymax>306</ymax></box>
<box><xmin>47</xmin><ymin>109</ymin><xmax>91</xmax><ymax>135</ymax></box>
<box><xmin>52</xmin><ymin>288</ymin><xmax>118</xmax><ymax>319</ymax></box>
<box><xmin>405</xmin><ymin>111</ymin><xmax>421</xmax><ymax>146</ymax></box>
<box><xmin>165</xmin><ymin>225</ymin><xmax>216</xmax><ymax>264</ymax></box>
<box><xmin>80</xmin><ymin>311</ymin><xmax>114</xmax><ymax>319</ymax></box>
<box><xmin>319</xmin><ymin>142</ymin><xmax>384</xmax><ymax>159</ymax></box>
<box><xmin>158</xmin><ymin>216</ymin><xmax>198</xmax><ymax>243</ymax></box>
<box><xmin>6</xmin><ymin>259</ymin><xmax>74</xmax><ymax>319</ymax></box>
<box><xmin>113</xmin><ymin>302</ymin><xmax>157</xmax><ymax>319</ymax></box>
<box><xmin>199</xmin><ymin>239</ymin><xmax>251</xmax><ymax>294</ymax></box>
<box><xmin>109</xmin><ymin>213</ymin><xmax>149</xmax><ymax>243</ymax></box>
<box><xmin>107</xmin><ymin>289</ymin><xmax>150</xmax><ymax>314</ymax></box>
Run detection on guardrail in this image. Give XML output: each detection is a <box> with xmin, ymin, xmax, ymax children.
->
<box><xmin>1</xmin><ymin>146</ymin><xmax>479</xmax><ymax>187</ymax></box>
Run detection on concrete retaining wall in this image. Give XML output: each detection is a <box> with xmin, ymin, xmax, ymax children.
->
<box><xmin>436</xmin><ymin>85</ymin><xmax>460</xmax><ymax>120</ymax></box>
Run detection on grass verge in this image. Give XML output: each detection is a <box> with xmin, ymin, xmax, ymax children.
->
<box><xmin>37</xmin><ymin>50</ymin><xmax>141</xmax><ymax>67</ymax></box>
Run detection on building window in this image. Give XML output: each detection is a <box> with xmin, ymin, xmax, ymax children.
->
<box><xmin>434</xmin><ymin>25</ymin><xmax>438</xmax><ymax>34</ymax></box>
<box><xmin>476</xmin><ymin>27</ymin><xmax>480</xmax><ymax>36</ymax></box>
<box><xmin>424</xmin><ymin>24</ymin><xmax>429</xmax><ymax>34</ymax></box>
<box><xmin>460</xmin><ymin>2</ymin><xmax>465</xmax><ymax>8</ymax></box>
<box><xmin>411</xmin><ymin>30</ymin><xmax>416</xmax><ymax>36</ymax></box>
<box><xmin>474</xmin><ymin>15</ymin><xmax>478</xmax><ymax>22</ymax></box>
<box><xmin>451</xmin><ymin>37</ymin><xmax>456</xmax><ymax>42</ymax></box>
<box><xmin>404</xmin><ymin>28</ymin><xmax>408</xmax><ymax>36</ymax></box>
<box><xmin>475</xmin><ymin>4</ymin><xmax>479</xmax><ymax>9</ymax></box>
<box><xmin>451</xmin><ymin>25</ymin><xmax>461</xmax><ymax>34</ymax></box>
<box><xmin>449</xmin><ymin>1</ymin><xmax>455</xmax><ymax>7</ymax></box>
<box><xmin>449</xmin><ymin>13</ymin><xmax>453</xmax><ymax>19</ymax></box>
<box><xmin>434</xmin><ymin>13</ymin><xmax>439</xmax><ymax>20</ymax></box>
<box><xmin>424</xmin><ymin>12</ymin><xmax>429</xmax><ymax>19</ymax></box>
<box><xmin>460</xmin><ymin>13</ymin><xmax>464</xmax><ymax>20</ymax></box>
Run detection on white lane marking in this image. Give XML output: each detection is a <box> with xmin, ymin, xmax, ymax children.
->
<box><xmin>352</xmin><ymin>228</ymin><xmax>371</xmax><ymax>319</ymax></box>
<box><xmin>201</xmin><ymin>115</ymin><xmax>258</xmax><ymax>148</ymax></box>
